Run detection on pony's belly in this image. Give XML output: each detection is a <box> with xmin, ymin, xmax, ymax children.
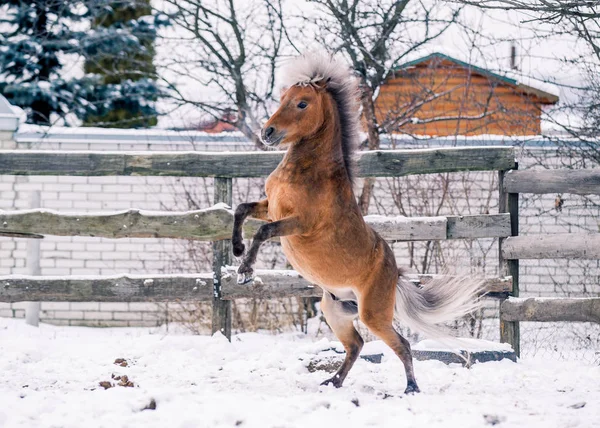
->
<box><xmin>280</xmin><ymin>237</ymin><xmax>356</xmax><ymax>289</ymax></box>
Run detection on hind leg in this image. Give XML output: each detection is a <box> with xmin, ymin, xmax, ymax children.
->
<box><xmin>319</xmin><ymin>292</ymin><xmax>363</xmax><ymax>388</ymax></box>
<box><xmin>359</xmin><ymin>284</ymin><xmax>420</xmax><ymax>394</ymax></box>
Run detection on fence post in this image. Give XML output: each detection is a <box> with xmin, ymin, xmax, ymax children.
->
<box><xmin>498</xmin><ymin>163</ymin><xmax>520</xmax><ymax>356</ymax></box>
<box><xmin>212</xmin><ymin>177</ymin><xmax>233</xmax><ymax>340</ymax></box>
<box><xmin>25</xmin><ymin>189</ymin><xmax>41</xmax><ymax>326</ymax></box>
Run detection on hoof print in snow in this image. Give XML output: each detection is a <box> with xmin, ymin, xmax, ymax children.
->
<box><xmin>114</xmin><ymin>358</ymin><xmax>129</xmax><ymax>367</ymax></box>
<box><xmin>99</xmin><ymin>381</ymin><xmax>113</xmax><ymax>390</ymax></box>
<box><xmin>351</xmin><ymin>398</ymin><xmax>360</xmax><ymax>407</ymax></box>
<box><xmin>141</xmin><ymin>399</ymin><xmax>157</xmax><ymax>411</ymax></box>
<box><xmin>235</xmin><ymin>421</ymin><xmax>243</xmax><ymax>426</ymax></box>
<box><xmin>568</xmin><ymin>402</ymin><xmax>586</xmax><ymax>409</ymax></box>
<box><xmin>483</xmin><ymin>414</ymin><xmax>506</xmax><ymax>425</ymax></box>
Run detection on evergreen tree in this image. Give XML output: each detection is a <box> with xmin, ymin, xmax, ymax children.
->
<box><xmin>83</xmin><ymin>0</ymin><xmax>163</xmax><ymax>128</ymax></box>
<box><xmin>0</xmin><ymin>1</ymin><xmax>83</xmax><ymax>125</ymax></box>
<box><xmin>0</xmin><ymin>0</ymin><xmax>165</xmax><ymax>127</ymax></box>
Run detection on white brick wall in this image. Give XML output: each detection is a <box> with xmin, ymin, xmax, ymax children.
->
<box><xmin>1</xmin><ymin>135</ymin><xmax>599</xmax><ymax>326</ymax></box>
<box><xmin>0</xmin><ymin>300</ymin><xmax>166</xmax><ymax>327</ymax></box>
<box><xmin>0</xmin><ymin>131</ymin><xmax>16</xmax><ymax>149</ymax></box>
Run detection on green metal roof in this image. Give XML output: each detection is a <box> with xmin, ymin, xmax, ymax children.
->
<box><xmin>393</xmin><ymin>52</ymin><xmax>558</xmax><ymax>103</ymax></box>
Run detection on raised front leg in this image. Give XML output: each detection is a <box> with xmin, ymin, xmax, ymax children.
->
<box><xmin>237</xmin><ymin>216</ymin><xmax>301</xmax><ymax>284</ymax></box>
<box><xmin>232</xmin><ymin>200</ymin><xmax>269</xmax><ymax>257</ymax></box>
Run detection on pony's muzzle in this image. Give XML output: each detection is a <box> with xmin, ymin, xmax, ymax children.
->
<box><xmin>264</xmin><ymin>126</ymin><xmax>275</xmax><ymax>139</ymax></box>
<box><xmin>261</xmin><ymin>126</ymin><xmax>285</xmax><ymax>147</ymax></box>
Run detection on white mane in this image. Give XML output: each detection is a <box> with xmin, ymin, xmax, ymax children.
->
<box><xmin>280</xmin><ymin>51</ymin><xmax>356</xmax><ymax>89</ymax></box>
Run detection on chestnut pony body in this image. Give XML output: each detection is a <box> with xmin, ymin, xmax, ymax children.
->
<box><xmin>232</xmin><ymin>53</ymin><xmax>482</xmax><ymax>393</ymax></box>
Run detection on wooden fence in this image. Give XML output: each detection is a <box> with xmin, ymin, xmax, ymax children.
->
<box><xmin>1</xmin><ymin>146</ymin><xmax>598</xmax><ymax>355</ymax></box>
<box><xmin>498</xmin><ymin>166</ymin><xmax>600</xmax><ymax>356</ymax></box>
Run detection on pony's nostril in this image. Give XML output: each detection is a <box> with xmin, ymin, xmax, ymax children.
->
<box><xmin>265</xmin><ymin>127</ymin><xmax>275</xmax><ymax>138</ymax></box>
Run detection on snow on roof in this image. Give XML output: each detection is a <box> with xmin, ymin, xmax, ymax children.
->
<box><xmin>0</xmin><ymin>94</ymin><xmax>21</xmax><ymax>132</ymax></box>
<box><xmin>15</xmin><ymin>123</ymin><xmax>248</xmax><ymax>145</ymax></box>
<box><xmin>0</xmin><ymin>94</ymin><xmax>15</xmax><ymax>116</ymax></box>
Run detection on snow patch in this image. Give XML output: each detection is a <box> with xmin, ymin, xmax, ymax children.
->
<box><xmin>210</xmin><ymin>202</ymin><xmax>232</xmax><ymax>211</ymax></box>
<box><xmin>0</xmin><ymin>318</ymin><xmax>598</xmax><ymax>428</ymax></box>
<box><xmin>0</xmin><ymin>205</ymin><xmax>234</xmax><ymax>218</ymax></box>
<box><xmin>364</xmin><ymin>214</ymin><xmax>446</xmax><ymax>223</ymax></box>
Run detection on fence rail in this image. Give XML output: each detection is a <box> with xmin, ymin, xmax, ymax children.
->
<box><xmin>501</xmin><ymin>297</ymin><xmax>600</xmax><ymax>323</ymax></box>
<box><xmin>502</xmin><ymin>233</ymin><xmax>600</xmax><ymax>259</ymax></box>
<box><xmin>0</xmin><ymin>147</ymin><xmax>515</xmax><ymax>177</ymax></box>
<box><xmin>504</xmin><ymin>169</ymin><xmax>600</xmax><ymax>195</ymax></box>
<box><xmin>0</xmin><ymin>271</ymin><xmax>512</xmax><ymax>303</ymax></box>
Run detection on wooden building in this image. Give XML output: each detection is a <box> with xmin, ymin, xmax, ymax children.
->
<box><xmin>375</xmin><ymin>53</ymin><xmax>559</xmax><ymax>136</ymax></box>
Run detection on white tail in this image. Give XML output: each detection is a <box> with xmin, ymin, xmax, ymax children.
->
<box><xmin>394</xmin><ymin>274</ymin><xmax>485</xmax><ymax>338</ymax></box>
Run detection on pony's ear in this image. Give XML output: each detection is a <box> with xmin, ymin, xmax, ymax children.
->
<box><xmin>313</xmin><ymin>76</ymin><xmax>332</xmax><ymax>90</ymax></box>
<box><xmin>279</xmin><ymin>86</ymin><xmax>289</xmax><ymax>100</ymax></box>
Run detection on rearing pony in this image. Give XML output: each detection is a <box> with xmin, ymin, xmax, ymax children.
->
<box><xmin>232</xmin><ymin>53</ymin><xmax>482</xmax><ymax>394</ymax></box>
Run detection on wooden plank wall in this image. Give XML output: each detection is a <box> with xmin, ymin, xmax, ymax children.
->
<box><xmin>376</xmin><ymin>63</ymin><xmax>546</xmax><ymax>136</ymax></box>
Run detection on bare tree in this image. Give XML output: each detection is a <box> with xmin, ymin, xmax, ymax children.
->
<box><xmin>306</xmin><ymin>0</ymin><xmax>468</xmax><ymax>213</ymax></box>
<box><xmin>448</xmin><ymin>0</ymin><xmax>600</xmax><ymax>165</ymax></box>
<box><xmin>156</xmin><ymin>0</ymin><xmax>287</xmax><ymax>147</ymax></box>
<box><xmin>450</xmin><ymin>1</ymin><xmax>600</xmax><ymax>21</ymax></box>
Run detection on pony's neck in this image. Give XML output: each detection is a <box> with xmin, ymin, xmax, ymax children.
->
<box><xmin>281</xmin><ymin>102</ymin><xmax>349</xmax><ymax>184</ymax></box>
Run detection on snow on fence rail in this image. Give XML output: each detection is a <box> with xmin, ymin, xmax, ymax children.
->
<box><xmin>0</xmin><ymin>207</ymin><xmax>512</xmax><ymax>242</ymax></box>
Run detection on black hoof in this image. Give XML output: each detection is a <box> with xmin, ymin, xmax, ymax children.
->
<box><xmin>404</xmin><ymin>382</ymin><xmax>420</xmax><ymax>394</ymax></box>
<box><xmin>237</xmin><ymin>272</ymin><xmax>254</xmax><ymax>285</ymax></box>
<box><xmin>237</xmin><ymin>265</ymin><xmax>254</xmax><ymax>284</ymax></box>
<box><xmin>232</xmin><ymin>241</ymin><xmax>245</xmax><ymax>257</ymax></box>
<box><xmin>321</xmin><ymin>376</ymin><xmax>343</xmax><ymax>388</ymax></box>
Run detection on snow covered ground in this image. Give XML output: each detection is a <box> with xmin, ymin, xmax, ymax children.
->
<box><xmin>1</xmin><ymin>317</ymin><xmax>598</xmax><ymax>428</ymax></box>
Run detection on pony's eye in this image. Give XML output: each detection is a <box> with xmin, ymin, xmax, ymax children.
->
<box><xmin>297</xmin><ymin>101</ymin><xmax>308</xmax><ymax>109</ymax></box>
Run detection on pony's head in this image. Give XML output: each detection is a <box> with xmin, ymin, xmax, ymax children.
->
<box><xmin>261</xmin><ymin>52</ymin><xmax>360</xmax><ymax>154</ymax></box>
<box><xmin>261</xmin><ymin>81</ymin><xmax>330</xmax><ymax>147</ymax></box>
